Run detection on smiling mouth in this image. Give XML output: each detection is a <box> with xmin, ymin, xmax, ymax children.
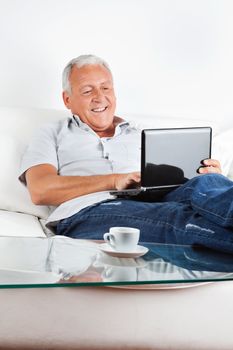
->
<box><xmin>91</xmin><ymin>106</ymin><xmax>108</xmax><ymax>113</ymax></box>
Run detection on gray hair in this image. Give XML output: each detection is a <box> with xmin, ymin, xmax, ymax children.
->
<box><xmin>62</xmin><ymin>54</ymin><xmax>112</xmax><ymax>94</ymax></box>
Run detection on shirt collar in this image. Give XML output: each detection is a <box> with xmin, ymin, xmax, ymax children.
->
<box><xmin>72</xmin><ymin>114</ymin><xmax>131</xmax><ymax>136</ymax></box>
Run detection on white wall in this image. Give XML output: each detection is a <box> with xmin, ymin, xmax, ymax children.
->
<box><xmin>0</xmin><ymin>0</ymin><xmax>233</xmax><ymax>126</ymax></box>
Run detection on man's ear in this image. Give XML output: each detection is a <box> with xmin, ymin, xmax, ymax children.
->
<box><xmin>62</xmin><ymin>91</ymin><xmax>71</xmax><ymax>109</ymax></box>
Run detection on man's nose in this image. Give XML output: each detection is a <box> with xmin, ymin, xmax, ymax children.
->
<box><xmin>92</xmin><ymin>89</ymin><xmax>105</xmax><ymax>102</ymax></box>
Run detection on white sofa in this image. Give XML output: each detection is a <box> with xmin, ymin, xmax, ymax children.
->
<box><xmin>1</xmin><ymin>106</ymin><xmax>233</xmax><ymax>349</ymax></box>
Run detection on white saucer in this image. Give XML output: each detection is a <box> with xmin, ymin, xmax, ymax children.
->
<box><xmin>99</xmin><ymin>243</ymin><xmax>149</xmax><ymax>258</ymax></box>
<box><xmin>108</xmin><ymin>282</ymin><xmax>212</xmax><ymax>290</ymax></box>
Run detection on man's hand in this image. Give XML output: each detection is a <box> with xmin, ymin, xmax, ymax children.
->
<box><xmin>114</xmin><ymin>172</ymin><xmax>141</xmax><ymax>191</ymax></box>
<box><xmin>198</xmin><ymin>159</ymin><xmax>222</xmax><ymax>174</ymax></box>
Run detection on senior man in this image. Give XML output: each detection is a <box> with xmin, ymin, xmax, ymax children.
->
<box><xmin>19</xmin><ymin>54</ymin><xmax>233</xmax><ymax>253</ymax></box>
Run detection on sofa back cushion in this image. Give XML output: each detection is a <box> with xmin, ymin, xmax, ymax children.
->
<box><xmin>0</xmin><ymin>107</ymin><xmax>70</xmax><ymax>219</ymax></box>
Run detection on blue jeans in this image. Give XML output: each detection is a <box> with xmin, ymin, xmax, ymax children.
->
<box><xmin>56</xmin><ymin>174</ymin><xmax>233</xmax><ymax>253</ymax></box>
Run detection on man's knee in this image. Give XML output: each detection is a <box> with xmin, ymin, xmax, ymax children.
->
<box><xmin>190</xmin><ymin>173</ymin><xmax>231</xmax><ymax>192</ymax></box>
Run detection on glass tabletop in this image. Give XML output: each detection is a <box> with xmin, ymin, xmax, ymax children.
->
<box><xmin>1</xmin><ymin>235</ymin><xmax>233</xmax><ymax>289</ymax></box>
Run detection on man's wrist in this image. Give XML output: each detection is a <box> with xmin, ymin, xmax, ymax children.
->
<box><xmin>110</xmin><ymin>174</ymin><xmax>118</xmax><ymax>190</ymax></box>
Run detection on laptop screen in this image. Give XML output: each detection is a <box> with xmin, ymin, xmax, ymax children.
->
<box><xmin>141</xmin><ymin>127</ymin><xmax>212</xmax><ymax>188</ymax></box>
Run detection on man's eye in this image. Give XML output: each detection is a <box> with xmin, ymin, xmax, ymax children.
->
<box><xmin>83</xmin><ymin>90</ymin><xmax>91</xmax><ymax>95</ymax></box>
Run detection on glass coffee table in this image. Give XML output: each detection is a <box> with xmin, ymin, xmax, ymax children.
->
<box><xmin>1</xmin><ymin>235</ymin><xmax>233</xmax><ymax>289</ymax></box>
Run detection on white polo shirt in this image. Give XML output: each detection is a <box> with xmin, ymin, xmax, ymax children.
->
<box><xmin>19</xmin><ymin>115</ymin><xmax>141</xmax><ymax>229</ymax></box>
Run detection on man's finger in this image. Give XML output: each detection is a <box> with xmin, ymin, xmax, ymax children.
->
<box><xmin>202</xmin><ymin>159</ymin><xmax>221</xmax><ymax>168</ymax></box>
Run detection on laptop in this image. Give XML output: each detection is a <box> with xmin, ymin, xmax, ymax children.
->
<box><xmin>110</xmin><ymin>127</ymin><xmax>212</xmax><ymax>197</ymax></box>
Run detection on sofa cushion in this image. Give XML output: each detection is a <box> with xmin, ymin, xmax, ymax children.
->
<box><xmin>0</xmin><ymin>107</ymin><xmax>71</xmax><ymax>219</ymax></box>
<box><xmin>0</xmin><ymin>106</ymin><xmax>70</xmax><ymax>143</ymax></box>
<box><xmin>0</xmin><ymin>210</ymin><xmax>46</xmax><ymax>237</ymax></box>
<box><xmin>0</xmin><ymin>134</ymin><xmax>50</xmax><ymax>218</ymax></box>
<box><xmin>0</xmin><ymin>234</ymin><xmax>48</xmax><ymax>271</ymax></box>
<box><xmin>211</xmin><ymin>127</ymin><xmax>233</xmax><ymax>178</ymax></box>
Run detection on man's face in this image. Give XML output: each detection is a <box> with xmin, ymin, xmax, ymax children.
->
<box><xmin>63</xmin><ymin>64</ymin><xmax>116</xmax><ymax>135</ymax></box>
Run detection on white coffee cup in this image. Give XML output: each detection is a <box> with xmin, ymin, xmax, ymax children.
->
<box><xmin>103</xmin><ymin>227</ymin><xmax>140</xmax><ymax>252</ymax></box>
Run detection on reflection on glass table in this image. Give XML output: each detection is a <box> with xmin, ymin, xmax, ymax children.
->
<box><xmin>0</xmin><ymin>236</ymin><xmax>233</xmax><ymax>289</ymax></box>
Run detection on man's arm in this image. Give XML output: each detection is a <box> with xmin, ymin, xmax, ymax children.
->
<box><xmin>25</xmin><ymin>164</ymin><xmax>141</xmax><ymax>206</ymax></box>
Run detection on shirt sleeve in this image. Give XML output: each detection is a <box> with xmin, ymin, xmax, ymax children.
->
<box><xmin>18</xmin><ymin>123</ymin><xmax>59</xmax><ymax>185</ymax></box>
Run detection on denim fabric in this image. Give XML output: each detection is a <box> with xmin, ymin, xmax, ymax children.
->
<box><xmin>144</xmin><ymin>244</ymin><xmax>233</xmax><ymax>272</ymax></box>
<box><xmin>56</xmin><ymin>174</ymin><xmax>233</xmax><ymax>253</ymax></box>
